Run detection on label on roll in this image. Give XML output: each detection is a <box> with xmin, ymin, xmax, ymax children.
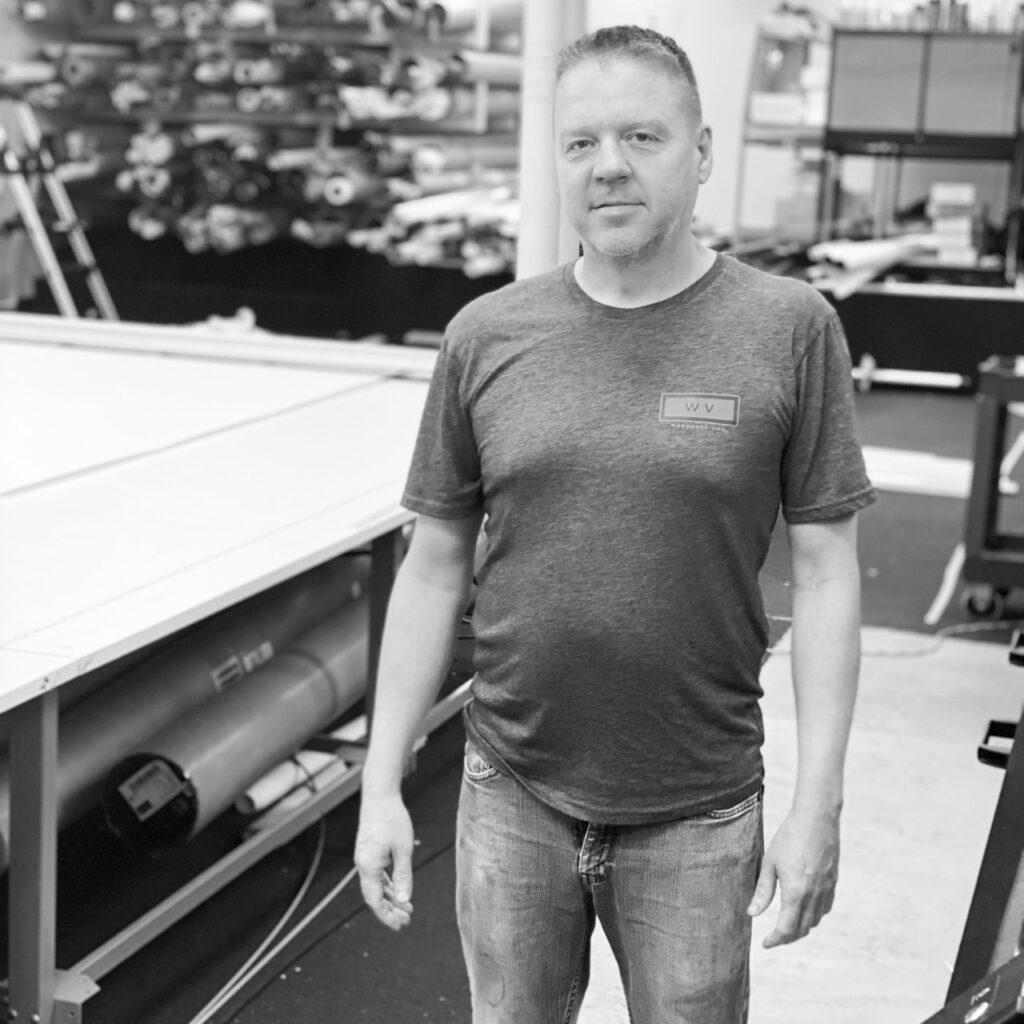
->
<box><xmin>118</xmin><ymin>759</ymin><xmax>188</xmax><ymax>822</ymax></box>
<box><xmin>211</xmin><ymin>640</ymin><xmax>273</xmax><ymax>689</ymax></box>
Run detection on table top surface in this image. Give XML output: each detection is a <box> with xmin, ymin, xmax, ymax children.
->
<box><xmin>0</xmin><ymin>313</ymin><xmax>436</xmax><ymax>714</ymax></box>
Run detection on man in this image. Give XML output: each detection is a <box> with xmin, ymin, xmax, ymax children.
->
<box><xmin>355</xmin><ymin>24</ymin><xmax>875</xmax><ymax>1024</ymax></box>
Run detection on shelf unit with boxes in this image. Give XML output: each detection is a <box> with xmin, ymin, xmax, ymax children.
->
<box><xmin>733</xmin><ymin>5</ymin><xmax>832</xmax><ymax>248</ymax></box>
<box><xmin>809</xmin><ymin>24</ymin><xmax>1024</xmax><ymax>387</ymax></box>
<box><xmin>819</xmin><ymin>26</ymin><xmax>1024</xmax><ymax>287</ymax></box>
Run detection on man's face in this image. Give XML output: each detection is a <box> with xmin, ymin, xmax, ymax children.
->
<box><xmin>553</xmin><ymin>56</ymin><xmax>713</xmax><ymax>260</ymax></box>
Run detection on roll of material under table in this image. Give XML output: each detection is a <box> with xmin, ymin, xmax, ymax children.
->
<box><xmin>0</xmin><ymin>554</ymin><xmax>368</xmax><ymax>872</ymax></box>
<box><xmin>103</xmin><ymin>597</ymin><xmax>369</xmax><ymax>851</ymax></box>
<box><xmin>233</xmin><ymin>749</ymin><xmax>338</xmax><ymax>815</ymax></box>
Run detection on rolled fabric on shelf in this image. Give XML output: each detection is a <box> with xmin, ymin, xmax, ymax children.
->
<box><xmin>233</xmin><ymin>57</ymin><xmax>289</xmax><ymax>86</ymax></box>
<box><xmin>387</xmin><ymin>185</ymin><xmax>512</xmax><ymax>227</ymax></box>
<box><xmin>320</xmin><ymin>165</ymin><xmax>381</xmax><ymax>206</ymax></box>
<box><xmin>384</xmin><ymin>133</ymin><xmax>519</xmax><ymax>173</ymax></box>
<box><xmin>0</xmin><ymin>60</ymin><xmax>58</xmax><ymax>88</ymax></box>
<box><xmin>222</xmin><ymin>0</ymin><xmax>275</xmax><ymax>30</ymax></box>
<box><xmin>289</xmin><ymin>212</ymin><xmax>354</xmax><ymax>247</ymax></box>
<box><xmin>449</xmin><ymin>49</ymin><xmax>521</xmax><ymax>87</ymax></box>
<box><xmin>265</xmin><ymin>146</ymin><xmax>361</xmax><ymax>172</ymax></box>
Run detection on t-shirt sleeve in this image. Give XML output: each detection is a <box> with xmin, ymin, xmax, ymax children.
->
<box><xmin>401</xmin><ymin>333</ymin><xmax>484</xmax><ymax>518</ymax></box>
<box><xmin>781</xmin><ymin>312</ymin><xmax>877</xmax><ymax>523</ymax></box>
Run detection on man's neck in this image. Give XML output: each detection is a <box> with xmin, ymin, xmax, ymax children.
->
<box><xmin>574</xmin><ymin>239</ymin><xmax>716</xmax><ymax>309</ymax></box>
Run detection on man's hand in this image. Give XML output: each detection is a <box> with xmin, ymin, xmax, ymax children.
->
<box><xmin>747</xmin><ymin>808</ymin><xmax>840</xmax><ymax>947</ymax></box>
<box><xmin>354</xmin><ymin>794</ymin><xmax>416</xmax><ymax>931</ymax></box>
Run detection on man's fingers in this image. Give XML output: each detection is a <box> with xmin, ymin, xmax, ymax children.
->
<box><xmin>355</xmin><ymin>835</ymin><xmax>415</xmax><ymax>931</ymax></box>
<box><xmin>389</xmin><ymin>854</ymin><xmax>414</xmax><ymax>905</ymax></box>
<box><xmin>361</xmin><ymin>870</ymin><xmax>415</xmax><ymax>931</ymax></box>
<box><xmin>762</xmin><ymin>884</ymin><xmax>807</xmax><ymax>948</ymax></box>
<box><xmin>747</xmin><ymin>862</ymin><xmax>778</xmax><ymax>917</ymax></box>
<box><xmin>384</xmin><ymin>877</ymin><xmax>415</xmax><ymax>914</ymax></box>
<box><xmin>762</xmin><ymin>876</ymin><xmax>838</xmax><ymax>947</ymax></box>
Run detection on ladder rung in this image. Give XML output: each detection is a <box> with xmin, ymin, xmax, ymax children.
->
<box><xmin>58</xmin><ymin>261</ymin><xmax>98</xmax><ymax>275</ymax></box>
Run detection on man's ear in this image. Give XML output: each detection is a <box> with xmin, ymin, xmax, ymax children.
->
<box><xmin>697</xmin><ymin>124</ymin><xmax>713</xmax><ymax>184</ymax></box>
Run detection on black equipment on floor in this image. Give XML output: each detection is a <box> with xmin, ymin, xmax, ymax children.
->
<box><xmin>961</xmin><ymin>357</ymin><xmax>1024</xmax><ymax>618</ymax></box>
<box><xmin>944</xmin><ymin>631</ymin><xmax>1024</xmax><ymax>1008</ymax></box>
<box><xmin>923</xmin><ymin>953</ymin><xmax>1024</xmax><ymax>1024</ymax></box>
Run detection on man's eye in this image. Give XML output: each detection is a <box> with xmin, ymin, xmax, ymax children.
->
<box><xmin>628</xmin><ymin>132</ymin><xmax>657</xmax><ymax>144</ymax></box>
<box><xmin>566</xmin><ymin>139</ymin><xmax>592</xmax><ymax>152</ymax></box>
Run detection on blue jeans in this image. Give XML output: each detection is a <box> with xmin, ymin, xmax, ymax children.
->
<box><xmin>455</xmin><ymin>739</ymin><xmax>763</xmax><ymax>1024</ymax></box>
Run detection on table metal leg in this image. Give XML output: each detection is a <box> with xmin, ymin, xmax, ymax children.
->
<box><xmin>7</xmin><ymin>687</ymin><xmax>59</xmax><ymax>1024</ymax></box>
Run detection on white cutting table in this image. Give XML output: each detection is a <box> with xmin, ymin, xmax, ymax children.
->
<box><xmin>0</xmin><ymin>312</ymin><xmax>438</xmax><ymax>1024</ymax></box>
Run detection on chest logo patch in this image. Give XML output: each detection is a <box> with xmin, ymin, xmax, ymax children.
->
<box><xmin>660</xmin><ymin>393</ymin><xmax>740</xmax><ymax>427</ymax></box>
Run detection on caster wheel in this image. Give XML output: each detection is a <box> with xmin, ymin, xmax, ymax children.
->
<box><xmin>961</xmin><ymin>586</ymin><xmax>1007</xmax><ymax>619</ymax></box>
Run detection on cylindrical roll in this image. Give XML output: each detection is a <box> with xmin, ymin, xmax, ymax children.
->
<box><xmin>388</xmin><ymin>186</ymin><xmax>511</xmax><ymax>227</ymax></box>
<box><xmin>389</xmin><ymin>134</ymin><xmax>520</xmax><ymax>174</ymax></box>
<box><xmin>450</xmin><ymin>50</ymin><xmax>522</xmax><ymax>87</ymax></box>
<box><xmin>411</xmin><ymin>167</ymin><xmax>517</xmax><ymax>197</ymax></box>
<box><xmin>103</xmin><ymin>600</ymin><xmax>369</xmax><ymax>851</ymax></box>
<box><xmin>233</xmin><ymin>58</ymin><xmax>287</xmax><ymax>86</ymax></box>
<box><xmin>242</xmin><ymin>758</ymin><xmax>355</xmax><ymax>837</ymax></box>
<box><xmin>290</xmin><ymin>213</ymin><xmax>354</xmax><ymax>248</ymax></box>
<box><xmin>320</xmin><ymin>167</ymin><xmax>380</xmax><ymax>206</ymax></box>
<box><xmin>0</xmin><ymin>61</ymin><xmax>58</xmax><ymax>87</ymax></box>
<box><xmin>234</xmin><ymin>749</ymin><xmax>338</xmax><ymax>815</ymax></box>
<box><xmin>265</xmin><ymin>146</ymin><xmax>359</xmax><ymax>172</ymax></box>
<box><xmin>223</xmin><ymin>0</ymin><xmax>274</xmax><ymax>29</ymax></box>
<box><xmin>0</xmin><ymin>555</ymin><xmax>369</xmax><ymax>871</ymax></box>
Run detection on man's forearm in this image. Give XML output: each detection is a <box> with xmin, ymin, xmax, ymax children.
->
<box><xmin>362</xmin><ymin>559</ymin><xmax>472</xmax><ymax>799</ymax></box>
<box><xmin>788</xmin><ymin>573</ymin><xmax>861</xmax><ymax>817</ymax></box>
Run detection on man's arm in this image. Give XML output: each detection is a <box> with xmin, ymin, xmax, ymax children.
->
<box><xmin>748</xmin><ymin>512</ymin><xmax>862</xmax><ymax>947</ymax></box>
<box><xmin>355</xmin><ymin>510</ymin><xmax>483</xmax><ymax>931</ymax></box>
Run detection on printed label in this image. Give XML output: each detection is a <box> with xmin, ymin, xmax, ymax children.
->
<box><xmin>660</xmin><ymin>393</ymin><xmax>740</xmax><ymax>426</ymax></box>
<box><xmin>241</xmin><ymin>640</ymin><xmax>274</xmax><ymax>674</ymax></box>
<box><xmin>211</xmin><ymin>655</ymin><xmax>244</xmax><ymax>690</ymax></box>
<box><xmin>118</xmin><ymin>759</ymin><xmax>188</xmax><ymax>822</ymax></box>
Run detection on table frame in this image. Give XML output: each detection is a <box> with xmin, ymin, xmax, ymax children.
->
<box><xmin>0</xmin><ymin>316</ymin><xmax>447</xmax><ymax>1023</ymax></box>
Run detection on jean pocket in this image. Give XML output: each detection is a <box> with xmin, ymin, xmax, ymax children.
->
<box><xmin>694</xmin><ymin>789</ymin><xmax>762</xmax><ymax>823</ymax></box>
<box><xmin>463</xmin><ymin>741</ymin><xmax>499</xmax><ymax>782</ymax></box>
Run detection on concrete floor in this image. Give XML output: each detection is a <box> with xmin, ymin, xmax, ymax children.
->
<box><xmin>577</xmin><ymin>625</ymin><xmax>1024</xmax><ymax>1024</ymax></box>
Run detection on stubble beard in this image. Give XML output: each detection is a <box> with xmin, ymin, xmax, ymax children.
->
<box><xmin>578</xmin><ymin>205</ymin><xmax>693</xmax><ymax>263</ymax></box>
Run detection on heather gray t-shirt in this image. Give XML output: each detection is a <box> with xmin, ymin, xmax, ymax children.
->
<box><xmin>402</xmin><ymin>253</ymin><xmax>876</xmax><ymax>824</ymax></box>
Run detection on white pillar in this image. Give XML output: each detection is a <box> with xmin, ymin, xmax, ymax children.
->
<box><xmin>557</xmin><ymin>0</ymin><xmax>588</xmax><ymax>263</ymax></box>
<box><xmin>515</xmin><ymin>0</ymin><xmax>563</xmax><ymax>279</ymax></box>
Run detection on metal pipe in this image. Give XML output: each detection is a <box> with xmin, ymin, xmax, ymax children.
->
<box><xmin>103</xmin><ymin>600</ymin><xmax>369</xmax><ymax>852</ymax></box>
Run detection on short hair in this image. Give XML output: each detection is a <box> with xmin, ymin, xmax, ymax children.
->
<box><xmin>556</xmin><ymin>25</ymin><xmax>703</xmax><ymax>120</ymax></box>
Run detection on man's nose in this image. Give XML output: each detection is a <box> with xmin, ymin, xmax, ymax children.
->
<box><xmin>593</xmin><ymin>139</ymin><xmax>630</xmax><ymax>181</ymax></box>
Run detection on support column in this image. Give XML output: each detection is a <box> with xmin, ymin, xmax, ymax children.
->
<box><xmin>515</xmin><ymin>0</ymin><xmax>566</xmax><ymax>279</ymax></box>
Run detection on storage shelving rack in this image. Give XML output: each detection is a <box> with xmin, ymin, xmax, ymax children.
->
<box><xmin>819</xmin><ymin>27</ymin><xmax>1024</xmax><ymax>288</ymax></box>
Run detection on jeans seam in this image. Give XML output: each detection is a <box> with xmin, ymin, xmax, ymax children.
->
<box><xmin>561</xmin><ymin>934</ymin><xmax>589</xmax><ymax>1023</ymax></box>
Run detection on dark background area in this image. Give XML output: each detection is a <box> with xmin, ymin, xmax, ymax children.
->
<box><xmin>22</xmin><ymin>227</ymin><xmax>514</xmax><ymax>342</ymax></box>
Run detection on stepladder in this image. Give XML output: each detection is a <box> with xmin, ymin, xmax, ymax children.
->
<box><xmin>0</xmin><ymin>96</ymin><xmax>117</xmax><ymax>319</ymax></box>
